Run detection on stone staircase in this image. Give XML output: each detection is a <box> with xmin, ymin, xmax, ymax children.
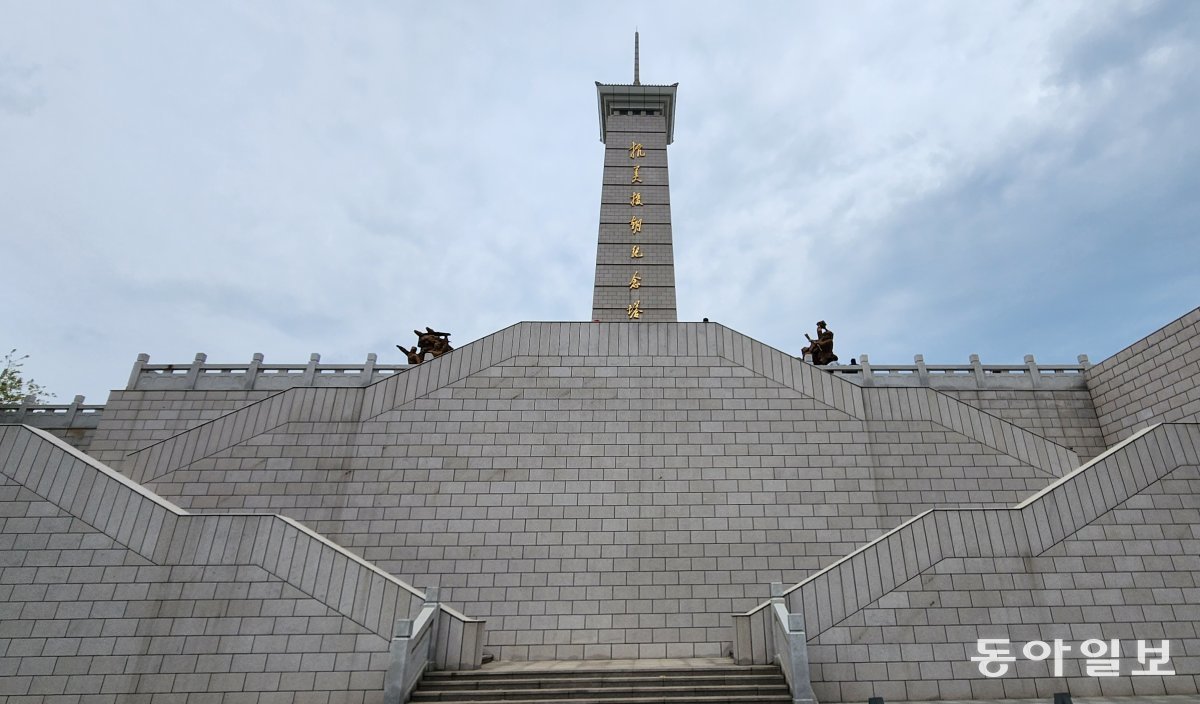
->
<box><xmin>410</xmin><ymin>658</ymin><xmax>793</xmax><ymax>703</ymax></box>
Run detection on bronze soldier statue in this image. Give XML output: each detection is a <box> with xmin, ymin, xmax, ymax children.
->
<box><xmin>396</xmin><ymin>345</ymin><xmax>424</xmax><ymax>365</ymax></box>
<box><xmin>802</xmin><ymin>320</ymin><xmax>838</xmax><ymax>366</ymax></box>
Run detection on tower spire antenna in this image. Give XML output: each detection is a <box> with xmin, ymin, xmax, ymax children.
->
<box><xmin>634</xmin><ymin>30</ymin><xmax>640</xmax><ymax>85</ymax></box>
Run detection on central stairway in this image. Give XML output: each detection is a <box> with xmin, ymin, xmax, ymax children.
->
<box><xmin>410</xmin><ymin>658</ymin><xmax>792</xmax><ymax>703</ymax></box>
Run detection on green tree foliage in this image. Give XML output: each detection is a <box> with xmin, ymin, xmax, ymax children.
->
<box><xmin>1</xmin><ymin>349</ymin><xmax>53</xmax><ymax>404</ymax></box>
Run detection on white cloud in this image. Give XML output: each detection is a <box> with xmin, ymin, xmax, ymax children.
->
<box><xmin>2</xmin><ymin>0</ymin><xmax>1197</xmax><ymax>402</ymax></box>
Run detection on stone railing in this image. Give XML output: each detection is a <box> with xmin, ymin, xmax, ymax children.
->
<box><xmin>818</xmin><ymin>353</ymin><xmax>1091</xmax><ymax>390</ymax></box>
<box><xmin>754</xmin><ymin>583</ymin><xmax>816</xmax><ymax>704</ymax></box>
<box><xmin>0</xmin><ymin>395</ymin><xmax>104</xmax><ymax>428</ymax></box>
<box><xmin>126</xmin><ymin>352</ymin><xmax>413</xmax><ymax>391</ymax></box>
<box><xmin>384</xmin><ymin>586</ymin><xmax>484</xmax><ymax>704</ymax></box>
<box><xmin>126</xmin><ymin>349</ymin><xmax>1093</xmax><ymax>394</ymax></box>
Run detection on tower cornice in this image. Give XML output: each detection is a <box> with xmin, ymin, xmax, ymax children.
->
<box><xmin>595</xmin><ymin>82</ymin><xmax>678</xmax><ymax>145</ymax></box>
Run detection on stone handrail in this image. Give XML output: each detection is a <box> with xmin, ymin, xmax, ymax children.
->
<box><xmin>0</xmin><ymin>395</ymin><xmax>104</xmax><ymax>428</ymax></box>
<box><xmin>126</xmin><ymin>352</ymin><xmax>413</xmax><ymax>391</ymax></box>
<box><xmin>766</xmin><ymin>585</ymin><xmax>817</xmax><ymax>704</ymax></box>
<box><xmin>385</xmin><ymin>594</ymin><xmax>441</xmax><ymax>704</ymax></box>
<box><xmin>383</xmin><ymin>585</ymin><xmax>483</xmax><ymax>703</ymax></box>
<box><xmin>732</xmin><ymin>422</ymin><xmax>1198</xmax><ymax>665</ymax></box>
<box><xmin>0</xmin><ymin>424</ymin><xmax>485</xmax><ymax>663</ymax></box>
<box><xmin>820</xmin><ymin>353</ymin><xmax>1091</xmax><ymax>390</ymax></box>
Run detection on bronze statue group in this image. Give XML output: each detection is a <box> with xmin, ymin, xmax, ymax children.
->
<box><xmin>397</xmin><ymin>327</ymin><xmax>453</xmax><ymax>365</ymax></box>
<box><xmin>399</xmin><ymin>321</ymin><xmax>838</xmax><ymax>367</ymax></box>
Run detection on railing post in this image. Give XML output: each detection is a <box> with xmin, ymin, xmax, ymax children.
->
<box><xmin>1077</xmin><ymin>353</ymin><xmax>1091</xmax><ymax>371</ymax></box>
<box><xmin>183</xmin><ymin>353</ymin><xmax>207</xmax><ymax>390</ymax></box>
<box><xmin>302</xmin><ymin>353</ymin><xmax>320</xmax><ymax>385</ymax></box>
<box><xmin>127</xmin><ymin>353</ymin><xmax>150</xmax><ymax>390</ymax></box>
<box><xmin>12</xmin><ymin>395</ymin><xmax>32</xmax><ymax>423</ymax></box>
<box><xmin>66</xmin><ymin>395</ymin><xmax>84</xmax><ymax>426</ymax></box>
<box><xmin>784</xmin><ymin>611</ymin><xmax>816</xmax><ymax>704</ymax></box>
<box><xmin>244</xmin><ymin>353</ymin><xmax>264</xmax><ymax>391</ymax></box>
<box><xmin>383</xmin><ymin>617</ymin><xmax>415</xmax><ymax>704</ymax></box>
<box><xmin>914</xmin><ymin>354</ymin><xmax>929</xmax><ymax>387</ymax></box>
<box><xmin>362</xmin><ymin>353</ymin><xmax>377</xmax><ymax>387</ymax></box>
<box><xmin>1024</xmin><ymin>354</ymin><xmax>1041</xmax><ymax>389</ymax></box>
<box><xmin>383</xmin><ymin>585</ymin><xmax>441</xmax><ymax>704</ymax></box>
<box><xmin>424</xmin><ymin>585</ymin><xmax>440</xmax><ymax>665</ymax></box>
<box><xmin>772</xmin><ymin>597</ymin><xmax>816</xmax><ymax>704</ymax></box>
<box><xmin>859</xmin><ymin>354</ymin><xmax>874</xmax><ymax>387</ymax></box>
<box><xmin>969</xmin><ymin>353</ymin><xmax>985</xmax><ymax>385</ymax></box>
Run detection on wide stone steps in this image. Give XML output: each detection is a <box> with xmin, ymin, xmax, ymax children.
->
<box><xmin>412</xmin><ymin>662</ymin><xmax>792</xmax><ymax>704</ymax></box>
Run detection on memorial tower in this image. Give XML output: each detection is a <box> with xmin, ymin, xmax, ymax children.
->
<box><xmin>591</xmin><ymin>33</ymin><xmax>679</xmax><ymax>322</ymax></box>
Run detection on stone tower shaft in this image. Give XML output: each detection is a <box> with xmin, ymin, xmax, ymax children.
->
<box><xmin>591</xmin><ymin>75</ymin><xmax>679</xmax><ymax>322</ymax></box>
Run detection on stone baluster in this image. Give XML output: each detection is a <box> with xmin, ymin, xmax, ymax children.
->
<box><xmin>127</xmin><ymin>353</ymin><xmax>150</xmax><ymax>390</ymax></box>
<box><xmin>914</xmin><ymin>354</ymin><xmax>929</xmax><ymax>386</ymax></box>
<box><xmin>301</xmin><ymin>353</ymin><xmax>320</xmax><ymax>385</ymax></box>
<box><xmin>10</xmin><ymin>395</ymin><xmax>31</xmax><ymax>422</ymax></box>
<box><xmin>243</xmin><ymin>353</ymin><xmax>264</xmax><ymax>390</ymax></box>
<box><xmin>1025</xmin><ymin>354</ymin><xmax>1041</xmax><ymax>389</ymax></box>
<box><xmin>184</xmin><ymin>353</ymin><xmax>207</xmax><ymax>390</ymax></box>
<box><xmin>859</xmin><ymin>354</ymin><xmax>874</xmax><ymax>386</ymax></box>
<box><xmin>362</xmin><ymin>353</ymin><xmax>377</xmax><ymax>386</ymax></box>
<box><xmin>66</xmin><ymin>395</ymin><xmax>84</xmax><ymax>425</ymax></box>
<box><xmin>970</xmin><ymin>353</ymin><xmax>985</xmax><ymax>385</ymax></box>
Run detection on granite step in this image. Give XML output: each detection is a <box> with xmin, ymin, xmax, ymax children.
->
<box><xmin>411</xmin><ymin>660</ymin><xmax>793</xmax><ymax>704</ymax></box>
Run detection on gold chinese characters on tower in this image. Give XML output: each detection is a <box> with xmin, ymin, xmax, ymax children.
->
<box><xmin>627</xmin><ymin>141</ymin><xmax>646</xmax><ymax>318</ymax></box>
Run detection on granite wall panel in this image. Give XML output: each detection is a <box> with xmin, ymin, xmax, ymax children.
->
<box><xmin>1088</xmin><ymin>307</ymin><xmax>1200</xmax><ymax>446</ymax></box>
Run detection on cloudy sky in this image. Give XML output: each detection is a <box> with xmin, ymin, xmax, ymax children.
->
<box><xmin>3</xmin><ymin>1</ymin><xmax>1198</xmax><ymax>404</ymax></box>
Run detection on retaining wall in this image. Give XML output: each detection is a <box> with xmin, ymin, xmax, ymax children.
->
<box><xmin>1088</xmin><ymin>307</ymin><xmax>1200</xmax><ymax>446</ymax></box>
<box><xmin>0</xmin><ymin>425</ymin><xmax>481</xmax><ymax>702</ymax></box>
<box><xmin>106</xmin><ymin>322</ymin><xmax>1077</xmax><ymax>660</ymax></box>
<box><xmin>734</xmin><ymin>423</ymin><xmax>1200</xmax><ymax>702</ymax></box>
